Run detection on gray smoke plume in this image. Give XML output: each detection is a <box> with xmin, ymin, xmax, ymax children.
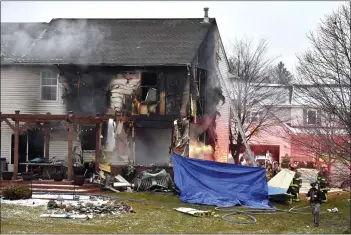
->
<box><xmin>1</xmin><ymin>19</ymin><xmax>105</xmax><ymax>64</ymax></box>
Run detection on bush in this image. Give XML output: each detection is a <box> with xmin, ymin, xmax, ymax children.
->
<box><xmin>2</xmin><ymin>185</ymin><xmax>32</xmax><ymax>200</ymax></box>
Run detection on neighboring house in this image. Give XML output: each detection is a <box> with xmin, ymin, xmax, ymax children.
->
<box><xmin>0</xmin><ymin>8</ymin><xmax>231</xmax><ymax>173</ymax></box>
<box><xmin>229</xmin><ymin>82</ymin><xmax>349</xmax><ymax>164</ymax></box>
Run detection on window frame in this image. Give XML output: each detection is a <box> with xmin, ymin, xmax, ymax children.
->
<box><xmin>306</xmin><ymin>109</ymin><xmax>317</xmax><ymax>125</ymax></box>
<box><xmin>245</xmin><ymin>111</ymin><xmax>263</xmax><ymax>124</ymax></box>
<box><xmin>139</xmin><ymin>72</ymin><xmax>159</xmax><ymax>102</ymax></box>
<box><xmin>40</xmin><ymin>70</ymin><xmax>59</xmax><ymax>101</ymax></box>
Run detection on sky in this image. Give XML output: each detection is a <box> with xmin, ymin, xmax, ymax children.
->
<box><xmin>1</xmin><ymin>1</ymin><xmax>345</xmax><ymax>73</ymax></box>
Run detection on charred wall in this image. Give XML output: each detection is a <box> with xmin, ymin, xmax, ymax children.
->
<box><xmin>58</xmin><ymin>65</ymin><xmax>115</xmax><ymax>115</ymax></box>
<box><xmin>163</xmin><ymin>67</ymin><xmax>188</xmax><ymax>115</ymax></box>
<box><xmin>59</xmin><ymin>65</ymin><xmax>188</xmax><ymax>117</ymax></box>
<box><xmin>57</xmin><ymin>65</ymin><xmax>188</xmax><ymax>165</ymax></box>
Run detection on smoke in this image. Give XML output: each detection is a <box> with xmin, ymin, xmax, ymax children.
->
<box><xmin>37</xmin><ymin>19</ymin><xmax>105</xmax><ymax>63</ymax></box>
<box><xmin>1</xmin><ymin>23</ymin><xmax>45</xmax><ymax>59</ymax></box>
<box><xmin>2</xmin><ymin>19</ymin><xmax>106</xmax><ymax>63</ymax></box>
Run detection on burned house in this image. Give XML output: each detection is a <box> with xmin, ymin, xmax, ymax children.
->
<box><xmin>0</xmin><ymin>8</ymin><xmax>232</xmax><ymax>175</ymax></box>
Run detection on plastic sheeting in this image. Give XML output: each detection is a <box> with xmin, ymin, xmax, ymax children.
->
<box><xmin>172</xmin><ymin>153</ymin><xmax>274</xmax><ymax>209</ymax></box>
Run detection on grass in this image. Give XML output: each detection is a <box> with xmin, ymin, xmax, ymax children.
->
<box><xmin>0</xmin><ymin>191</ymin><xmax>350</xmax><ymax>234</ymax></box>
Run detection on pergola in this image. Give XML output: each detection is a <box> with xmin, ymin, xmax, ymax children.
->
<box><xmin>0</xmin><ymin>111</ymin><xmax>128</xmax><ymax>180</ymax></box>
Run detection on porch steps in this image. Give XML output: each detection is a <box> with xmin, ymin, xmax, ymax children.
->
<box><xmin>0</xmin><ymin>180</ymin><xmax>102</xmax><ymax>195</ymax></box>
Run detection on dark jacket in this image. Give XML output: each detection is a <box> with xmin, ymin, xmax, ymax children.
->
<box><xmin>307</xmin><ymin>188</ymin><xmax>324</xmax><ymax>204</ymax></box>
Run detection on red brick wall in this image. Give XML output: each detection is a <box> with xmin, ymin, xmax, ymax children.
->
<box><xmin>213</xmin><ymin>30</ymin><xmax>230</xmax><ymax>163</ymax></box>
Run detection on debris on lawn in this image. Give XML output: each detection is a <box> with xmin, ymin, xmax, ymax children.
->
<box><xmin>40</xmin><ymin>214</ymin><xmax>94</xmax><ymax>220</ymax></box>
<box><xmin>327</xmin><ymin>207</ymin><xmax>338</xmax><ymax>213</ymax></box>
<box><xmin>90</xmin><ymin>171</ymin><xmax>133</xmax><ymax>193</ymax></box>
<box><xmin>2</xmin><ymin>193</ymin><xmax>135</xmax><ymax>220</ymax></box>
<box><xmin>43</xmin><ymin>197</ymin><xmax>134</xmax><ymax>219</ymax></box>
<box><xmin>132</xmin><ymin>169</ymin><xmax>175</xmax><ymax>192</ymax></box>
<box><xmin>174</xmin><ymin>207</ymin><xmax>218</xmax><ymax>217</ymax></box>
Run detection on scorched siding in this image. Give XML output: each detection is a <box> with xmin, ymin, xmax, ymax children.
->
<box><xmin>0</xmin><ymin>65</ymin><xmax>80</xmax><ymax>167</ymax></box>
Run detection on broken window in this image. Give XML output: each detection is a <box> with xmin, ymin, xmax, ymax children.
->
<box><xmin>140</xmin><ymin>72</ymin><xmax>158</xmax><ymax>102</ymax></box>
<box><xmin>41</xmin><ymin>71</ymin><xmax>58</xmax><ymax>101</ymax></box>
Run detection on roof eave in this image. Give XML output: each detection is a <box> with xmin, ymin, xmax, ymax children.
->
<box><xmin>1</xmin><ymin>61</ymin><xmax>191</xmax><ymax>67</ymax></box>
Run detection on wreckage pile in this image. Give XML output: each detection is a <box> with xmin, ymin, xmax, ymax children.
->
<box><xmin>44</xmin><ymin>197</ymin><xmax>134</xmax><ymax>219</ymax></box>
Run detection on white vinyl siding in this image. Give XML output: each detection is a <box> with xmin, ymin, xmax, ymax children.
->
<box><xmin>0</xmin><ymin>66</ymin><xmax>79</xmax><ymax>167</ymax></box>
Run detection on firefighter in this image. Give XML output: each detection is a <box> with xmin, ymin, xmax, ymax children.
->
<box><xmin>272</xmin><ymin>161</ymin><xmax>281</xmax><ymax>177</ymax></box>
<box><xmin>317</xmin><ymin>167</ymin><xmax>330</xmax><ymax>203</ymax></box>
<box><xmin>266</xmin><ymin>163</ymin><xmax>273</xmax><ymax>181</ymax></box>
<box><xmin>288</xmin><ymin>166</ymin><xmax>303</xmax><ymax>202</ymax></box>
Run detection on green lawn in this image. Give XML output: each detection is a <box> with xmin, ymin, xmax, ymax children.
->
<box><xmin>1</xmin><ymin>192</ymin><xmax>350</xmax><ymax>234</ymax></box>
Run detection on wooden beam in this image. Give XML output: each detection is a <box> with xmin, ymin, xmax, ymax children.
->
<box><xmin>1</xmin><ymin>114</ymin><xmax>67</xmax><ymax>120</ymax></box>
<box><xmin>67</xmin><ymin>122</ymin><xmax>73</xmax><ymax>180</ymax></box>
<box><xmin>95</xmin><ymin>121</ymin><xmax>102</xmax><ymax>171</ymax></box>
<box><xmin>2</xmin><ymin>118</ymin><xmax>15</xmax><ymax>132</ymax></box>
<box><xmin>19</xmin><ymin>122</ymin><xmax>30</xmax><ymax>133</ymax></box>
<box><xmin>13</xmin><ymin>111</ymin><xmax>20</xmax><ymax>179</ymax></box>
<box><xmin>159</xmin><ymin>91</ymin><xmax>166</xmax><ymax>115</ymax></box>
<box><xmin>0</xmin><ymin>113</ymin><xmax>128</xmax><ymax>124</ymax></box>
<box><xmin>44</xmin><ymin>126</ymin><xmax>50</xmax><ymax>161</ymax></box>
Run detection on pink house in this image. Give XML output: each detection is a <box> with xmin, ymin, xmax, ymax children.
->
<box><xmin>216</xmin><ymin>83</ymin><xmax>348</xmax><ymax>165</ymax></box>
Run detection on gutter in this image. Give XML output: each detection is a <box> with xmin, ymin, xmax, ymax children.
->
<box><xmin>0</xmin><ymin>62</ymin><xmax>191</xmax><ymax>67</ymax></box>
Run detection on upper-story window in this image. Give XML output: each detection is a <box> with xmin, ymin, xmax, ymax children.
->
<box><xmin>307</xmin><ymin>110</ymin><xmax>317</xmax><ymax>124</ymax></box>
<box><xmin>41</xmin><ymin>71</ymin><xmax>58</xmax><ymax>101</ymax></box>
<box><xmin>303</xmin><ymin>109</ymin><xmax>321</xmax><ymax>125</ymax></box>
<box><xmin>245</xmin><ymin>111</ymin><xmax>263</xmax><ymax>123</ymax></box>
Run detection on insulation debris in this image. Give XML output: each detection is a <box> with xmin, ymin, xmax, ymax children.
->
<box><xmin>109</xmin><ymin>73</ymin><xmax>140</xmax><ymax>112</ymax></box>
<box><xmin>327</xmin><ymin>207</ymin><xmax>338</xmax><ymax>213</ymax></box>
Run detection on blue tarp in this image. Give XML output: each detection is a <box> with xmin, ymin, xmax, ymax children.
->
<box><xmin>172</xmin><ymin>153</ymin><xmax>274</xmax><ymax>209</ymax></box>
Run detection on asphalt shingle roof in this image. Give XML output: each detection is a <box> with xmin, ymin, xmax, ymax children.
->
<box><xmin>1</xmin><ymin>18</ymin><xmax>214</xmax><ymax>65</ymax></box>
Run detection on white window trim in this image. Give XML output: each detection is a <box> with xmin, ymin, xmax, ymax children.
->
<box><xmin>40</xmin><ymin>71</ymin><xmax>59</xmax><ymax>102</ymax></box>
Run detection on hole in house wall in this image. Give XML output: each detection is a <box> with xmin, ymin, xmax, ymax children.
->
<box><xmin>80</xmin><ymin>124</ymin><xmax>107</xmax><ymax>151</ymax></box>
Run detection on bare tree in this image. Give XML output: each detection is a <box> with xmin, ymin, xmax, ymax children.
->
<box><xmin>294</xmin><ymin>3</ymin><xmax>351</xmax><ymax>171</ymax></box>
<box><xmin>227</xmin><ymin>38</ymin><xmax>288</xmax><ymax>163</ymax></box>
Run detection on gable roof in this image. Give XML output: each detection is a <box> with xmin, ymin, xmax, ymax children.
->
<box><xmin>1</xmin><ymin>18</ymin><xmax>215</xmax><ymax>66</ymax></box>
